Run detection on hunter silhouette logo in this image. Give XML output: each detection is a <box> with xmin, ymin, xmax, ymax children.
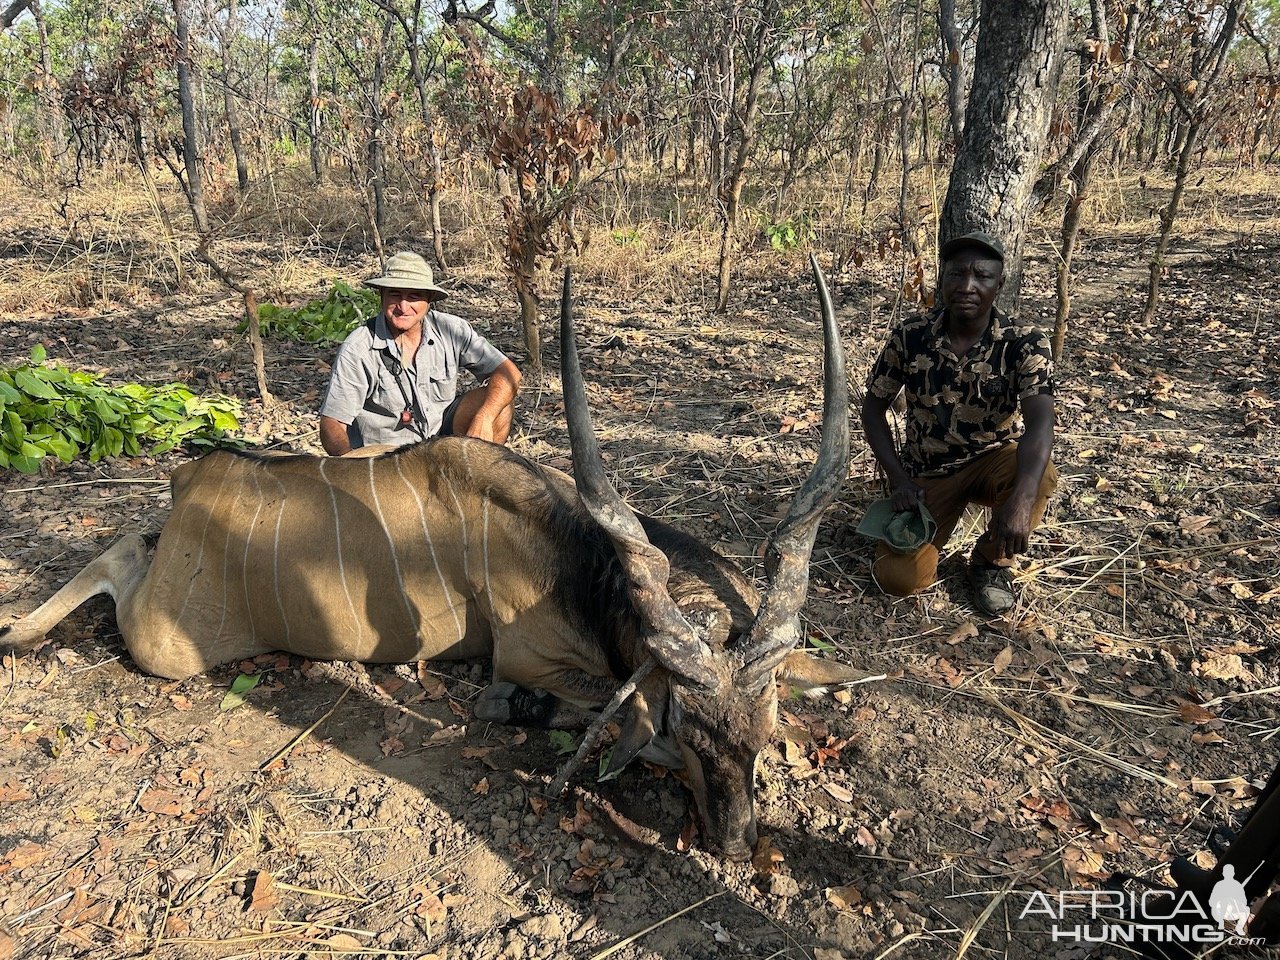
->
<box><xmin>1210</xmin><ymin>863</ymin><xmax>1260</xmax><ymax>936</ymax></box>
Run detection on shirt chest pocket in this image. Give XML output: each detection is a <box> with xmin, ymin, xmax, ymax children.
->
<box><xmin>366</xmin><ymin>367</ymin><xmax>407</xmax><ymax>416</ymax></box>
<box><xmin>423</xmin><ymin>355</ymin><xmax>456</xmax><ymax>405</ymax></box>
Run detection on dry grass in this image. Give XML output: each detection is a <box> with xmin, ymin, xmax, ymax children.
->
<box><xmin>4</xmin><ymin>155</ymin><xmax>1280</xmax><ymax>319</ymax></box>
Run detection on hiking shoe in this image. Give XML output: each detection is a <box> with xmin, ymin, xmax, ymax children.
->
<box><xmin>966</xmin><ymin>561</ymin><xmax>1016</xmax><ymax>615</ymax></box>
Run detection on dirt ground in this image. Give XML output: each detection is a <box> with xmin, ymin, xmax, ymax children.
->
<box><xmin>0</xmin><ymin>190</ymin><xmax>1278</xmax><ymax>960</ymax></box>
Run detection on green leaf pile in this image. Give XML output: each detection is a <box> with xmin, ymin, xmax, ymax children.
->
<box><xmin>252</xmin><ymin>281</ymin><xmax>380</xmax><ymax>344</ymax></box>
<box><xmin>0</xmin><ymin>345</ymin><xmax>241</xmax><ymax>474</ymax></box>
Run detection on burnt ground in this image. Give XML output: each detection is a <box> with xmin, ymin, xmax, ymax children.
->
<box><xmin>0</xmin><ymin>207</ymin><xmax>1277</xmax><ymax>960</ymax></box>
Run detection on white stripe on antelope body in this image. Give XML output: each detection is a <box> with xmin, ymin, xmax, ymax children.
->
<box><xmin>1</xmin><ymin>259</ymin><xmax>874</xmax><ymax>861</ymax></box>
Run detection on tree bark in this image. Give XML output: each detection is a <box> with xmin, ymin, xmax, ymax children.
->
<box><xmin>937</xmin><ymin>0</ymin><xmax>968</xmax><ymax>149</ymax></box>
<box><xmin>173</xmin><ymin>0</ymin><xmax>210</xmax><ymax>235</ymax></box>
<box><xmin>307</xmin><ymin>32</ymin><xmax>324</xmax><ymax>183</ymax></box>
<box><xmin>713</xmin><ymin>0</ymin><xmax>776</xmax><ymax>313</ymax></box>
<box><xmin>1141</xmin><ymin>0</ymin><xmax>1242</xmax><ymax>323</ymax></box>
<box><xmin>219</xmin><ymin>0</ymin><xmax>250</xmax><ymax>191</ymax></box>
<box><xmin>29</xmin><ymin>0</ymin><xmax>65</xmax><ymax>172</ymax></box>
<box><xmin>0</xmin><ymin>0</ymin><xmax>31</xmax><ymax>30</ymax></box>
<box><xmin>939</xmin><ymin>0</ymin><xmax>1070</xmax><ymax>312</ymax></box>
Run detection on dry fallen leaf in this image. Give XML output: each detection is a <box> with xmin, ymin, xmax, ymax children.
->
<box><xmin>822</xmin><ymin>783</ymin><xmax>854</xmax><ymax>803</ymax></box>
<box><xmin>1063</xmin><ymin>844</ymin><xmax>1106</xmax><ymax>878</ymax></box>
<box><xmin>471</xmin><ymin>777</ymin><xmax>489</xmax><ymax>796</ymax></box>
<box><xmin>1177</xmin><ymin>702</ymin><xmax>1216</xmax><ymax>726</ymax></box>
<box><xmin>945</xmin><ymin>622</ymin><xmax>979</xmax><ymax>646</ymax></box>
<box><xmin>138</xmin><ymin>789</ymin><xmax>186</xmax><ymax>816</ymax></box>
<box><xmin>1193</xmin><ymin>654</ymin><xmax>1247</xmax><ymax>681</ymax></box>
<box><xmin>992</xmin><ymin>646</ymin><xmax>1014</xmax><ymax>675</ymax></box>
<box><xmin>751</xmin><ymin>836</ymin><xmax>785</xmax><ymax>876</ymax></box>
<box><xmin>826</xmin><ymin>883</ymin><xmax>863</xmax><ymax>911</ymax></box>
<box><xmin>249</xmin><ymin>871</ymin><xmax>279</xmax><ymax>913</ymax></box>
<box><xmin>0</xmin><ymin>841</ymin><xmax>47</xmax><ymax>874</ymax></box>
<box><xmin>324</xmin><ymin>933</ymin><xmax>365</xmax><ymax>950</ymax></box>
<box><xmin>0</xmin><ymin>781</ymin><xmax>32</xmax><ymax>803</ymax></box>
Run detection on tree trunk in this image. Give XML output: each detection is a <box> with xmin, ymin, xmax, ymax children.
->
<box><xmin>30</xmin><ymin>0</ymin><xmax>65</xmax><ymax>172</ymax></box>
<box><xmin>937</xmin><ymin>0</ymin><xmax>967</xmax><ymax>149</ymax></box>
<box><xmin>365</xmin><ymin>15</ymin><xmax>394</xmax><ymax>242</ymax></box>
<box><xmin>713</xmin><ymin>0</ymin><xmax>776</xmax><ymax>313</ymax></box>
<box><xmin>1142</xmin><ymin>122</ymin><xmax>1200</xmax><ymax>325</ymax></box>
<box><xmin>220</xmin><ymin>0</ymin><xmax>250</xmax><ymax>191</ymax></box>
<box><xmin>1052</xmin><ymin>153</ymin><xmax>1094</xmax><ymax>360</ymax></box>
<box><xmin>1141</xmin><ymin>0</ymin><xmax>1241</xmax><ymax>323</ymax></box>
<box><xmin>516</xmin><ymin>246</ymin><xmax>541</xmax><ymax>376</ymax></box>
<box><xmin>308</xmin><ymin>33</ymin><xmax>324</xmax><ymax>183</ymax></box>
<box><xmin>173</xmin><ymin>0</ymin><xmax>210</xmax><ymax>235</ymax></box>
<box><xmin>939</xmin><ymin>0</ymin><xmax>1070</xmax><ymax>312</ymax></box>
<box><xmin>403</xmin><ymin>28</ymin><xmax>448</xmax><ymax>271</ymax></box>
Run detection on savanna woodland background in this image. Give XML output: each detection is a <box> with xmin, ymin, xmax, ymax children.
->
<box><xmin>0</xmin><ymin>0</ymin><xmax>1278</xmax><ymax>957</ymax></box>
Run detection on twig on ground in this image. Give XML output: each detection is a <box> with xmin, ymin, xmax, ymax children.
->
<box><xmin>547</xmin><ymin>659</ymin><xmax>654</xmax><ymax>798</ymax></box>
<box><xmin>573</xmin><ymin>786</ymin><xmax>662</xmax><ymax>847</ymax></box>
<box><xmin>258</xmin><ymin>686</ymin><xmax>350</xmax><ymax>771</ymax></box>
<box><xmin>590</xmin><ymin>891</ymin><xmax>727</xmax><ymax>960</ymax></box>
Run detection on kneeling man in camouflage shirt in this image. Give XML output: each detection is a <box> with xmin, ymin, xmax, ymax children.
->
<box><xmin>860</xmin><ymin>232</ymin><xmax>1057</xmax><ymax>615</ymax></box>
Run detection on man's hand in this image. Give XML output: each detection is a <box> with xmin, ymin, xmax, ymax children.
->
<box><xmin>988</xmin><ymin>491</ymin><xmax>1034</xmax><ymax>561</ymax></box>
<box><xmin>463</xmin><ymin>416</ymin><xmax>497</xmax><ymax>443</ymax></box>
<box><xmin>890</xmin><ymin>478</ymin><xmax>926</xmax><ymax>513</ymax></box>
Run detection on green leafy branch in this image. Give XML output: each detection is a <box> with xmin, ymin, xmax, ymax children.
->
<box><xmin>0</xmin><ymin>345</ymin><xmax>241</xmax><ymax>474</ymax></box>
<box><xmin>251</xmin><ymin>281</ymin><xmax>381</xmax><ymax>344</ymax></box>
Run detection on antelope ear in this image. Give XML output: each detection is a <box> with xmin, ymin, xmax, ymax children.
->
<box><xmin>776</xmin><ymin>651</ymin><xmax>886</xmax><ymax>695</ymax></box>
<box><xmin>600</xmin><ymin>688</ymin><xmax>658</xmax><ymax>781</ymax></box>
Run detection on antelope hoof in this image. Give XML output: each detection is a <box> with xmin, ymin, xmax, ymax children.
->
<box><xmin>474</xmin><ymin>682</ymin><xmax>559</xmax><ymax>727</ymax></box>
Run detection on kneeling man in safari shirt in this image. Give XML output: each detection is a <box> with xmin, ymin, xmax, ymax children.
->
<box><xmin>319</xmin><ymin>251</ymin><xmax>522</xmax><ymax>454</ymax></box>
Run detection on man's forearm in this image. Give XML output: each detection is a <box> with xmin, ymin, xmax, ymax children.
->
<box><xmin>476</xmin><ymin>360</ymin><xmax>521</xmax><ymax>422</ymax></box>
<box><xmin>1011</xmin><ymin>395</ymin><xmax>1055</xmax><ymax>500</ymax></box>
<box><xmin>862</xmin><ymin>396</ymin><xmax>911</xmax><ymax>485</ymax></box>
<box><xmin>319</xmin><ymin>416</ymin><xmax>353</xmax><ymax>456</ymax></box>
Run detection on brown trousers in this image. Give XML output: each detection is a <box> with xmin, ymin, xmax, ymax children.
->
<box><xmin>873</xmin><ymin>443</ymin><xmax>1058</xmax><ymax>597</ymax></box>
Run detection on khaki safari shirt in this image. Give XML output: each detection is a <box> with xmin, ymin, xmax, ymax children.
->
<box><xmin>866</xmin><ymin>308</ymin><xmax>1054</xmax><ymax>477</ymax></box>
<box><xmin>320</xmin><ymin>310</ymin><xmax>507</xmax><ymax>449</ymax></box>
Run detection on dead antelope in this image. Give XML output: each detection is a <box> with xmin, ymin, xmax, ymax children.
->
<box><xmin>2</xmin><ymin>259</ymin><xmax>863</xmax><ymax>860</ymax></box>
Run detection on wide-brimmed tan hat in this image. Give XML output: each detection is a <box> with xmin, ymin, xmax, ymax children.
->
<box><xmin>366</xmin><ymin>251</ymin><xmax>449</xmax><ymax>301</ymax></box>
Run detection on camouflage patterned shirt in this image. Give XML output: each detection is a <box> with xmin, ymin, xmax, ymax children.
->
<box><xmin>866</xmin><ymin>308</ymin><xmax>1055</xmax><ymax>477</ymax></box>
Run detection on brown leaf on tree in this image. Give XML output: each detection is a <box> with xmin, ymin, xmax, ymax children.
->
<box><xmin>249</xmin><ymin>871</ymin><xmax>279</xmax><ymax>913</ymax></box>
<box><xmin>751</xmin><ymin>835</ymin><xmax>784</xmax><ymax>876</ymax></box>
